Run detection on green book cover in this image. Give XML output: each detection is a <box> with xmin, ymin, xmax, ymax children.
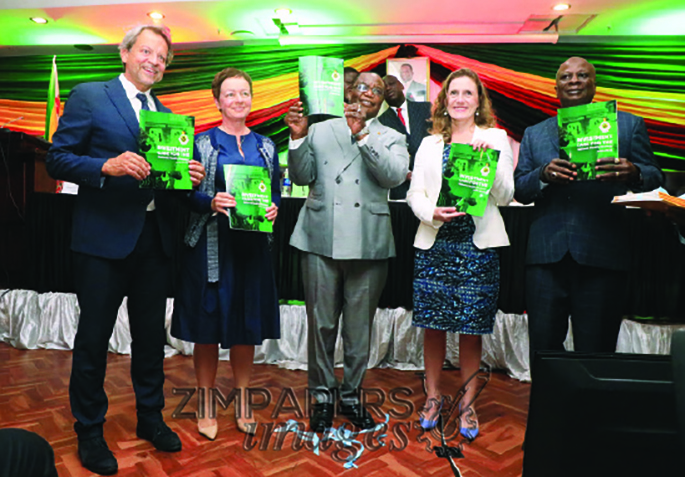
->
<box><xmin>437</xmin><ymin>143</ymin><xmax>500</xmax><ymax>217</ymax></box>
<box><xmin>139</xmin><ymin>109</ymin><xmax>195</xmax><ymax>190</ymax></box>
<box><xmin>298</xmin><ymin>56</ymin><xmax>344</xmax><ymax>116</ymax></box>
<box><xmin>557</xmin><ymin>100</ymin><xmax>619</xmax><ymax>181</ymax></box>
<box><xmin>223</xmin><ymin>164</ymin><xmax>272</xmax><ymax>233</ymax></box>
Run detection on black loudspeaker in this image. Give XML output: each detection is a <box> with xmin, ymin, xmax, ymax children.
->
<box><xmin>671</xmin><ymin>330</ymin><xmax>685</xmax><ymax>455</ymax></box>
<box><xmin>522</xmin><ymin>351</ymin><xmax>681</xmax><ymax>477</ymax></box>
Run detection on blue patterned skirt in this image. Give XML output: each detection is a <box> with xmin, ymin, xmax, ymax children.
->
<box><xmin>412</xmin><ymin>216</ymin><xmax>499</xmax><ymax>334</ymax></box>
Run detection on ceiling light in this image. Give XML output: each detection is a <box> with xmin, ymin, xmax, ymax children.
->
<box><xmin>148</xmin><ymin>11</ymin><xmax>165</xmax><ymax>20</ymax></box>
<box><xmin>553</xmin><ymin>3</ymin><xmax>570</xmax><ymax>11</ymax></box>
<box><xmin>30</xmin><ymin>17</ymin><xmax>48</xmax><ymax>24</ymax></box>
<box><xmin>275</xmin><ymin>8</ymin><xmax>292</xmax><ymax>17</ymax></box>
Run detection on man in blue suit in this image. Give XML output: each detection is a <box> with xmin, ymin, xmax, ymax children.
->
<box><xmin>46</xmin><ymin>25</ymin><xmax>204</xmax><ymax>475</ymax></box>
<box><xmin>378</xmin><ymin>74</ymin><xmax>432</xmax><ymax>200</ymax></box>
<box><xmin>514</xmin><ymin>57</ymin><xmax>663</xmax><ymax>362</ymax></box>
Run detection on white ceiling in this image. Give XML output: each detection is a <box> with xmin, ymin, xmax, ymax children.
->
<box><xmin>0</xmin><ymin>0</ymin><xmax>682</xmax><ymax>55</ymax></box>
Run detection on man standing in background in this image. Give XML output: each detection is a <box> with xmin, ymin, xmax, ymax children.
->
<box><xmin>379</xmin><ymin>74</ymin><xmax>432</xmax><ymax>199</ymax></box>
<box><xmin>343</xmin><ymin>66</ymin><xmax>359</xmax><ymax>104</ymax></box>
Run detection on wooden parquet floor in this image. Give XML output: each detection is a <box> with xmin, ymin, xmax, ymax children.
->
<box><xmin>0</xmin><ymin>342</ymin><xmax>530</xmax><ymax>477</ymax></box>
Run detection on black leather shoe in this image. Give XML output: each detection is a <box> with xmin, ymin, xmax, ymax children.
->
<box><xmin>339</xmin><ymin>402</ymin><xmax>376</xmax><ymax>429</ymax></box>
<box><xmin>136</xmin><ymin>421</ymin><xmax>182</xmax><ymax>452</ymax></box>
<box><xmin>78</xmin><ymin>436</ymin><xmax>118</xmax><ymax>475</ymax></box>
<box><xmin>310</xmin><ymin>402</ymin><xmax>334</xmax><ymax>433</ymax></box>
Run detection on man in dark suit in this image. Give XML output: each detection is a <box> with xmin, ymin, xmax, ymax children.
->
<box><xmin>46</xmin><ymin>25</ymin><xmax>204</xmax><ymax>475</ymax></box>
<box><xmin>378</xmin><ymin>74</ymin><xmax>432</xmax><ymax>200</ymax></box>
<box><xmin>343</xmin><ymin>66</ymin><xmax>359</xmax><ymax>104</ymax></box>
<box><xmin>514</xmin><ymin>57</ymin><xmax>663</xmax><ymax>362</ymax></box>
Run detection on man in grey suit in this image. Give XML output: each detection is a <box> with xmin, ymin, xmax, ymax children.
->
<box><xmin>285</xmin><ymin>72</ymin><xmax>409</xmax><ymax>432</ymax></box>
<box><xmin>514</xmin><ymin>57</ymin><xmax>663</xmax><ymax>362</ymax></box>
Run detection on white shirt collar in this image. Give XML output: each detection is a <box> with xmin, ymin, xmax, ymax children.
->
<box><xmin>391</xmin><ymin>100</ymin><xmax>407</xmax><ymax>112</ymax></box>
<box><xmin>119</xmin><ymin>73</ymin><xmax>152</xmax><ymax>102</ymax></box>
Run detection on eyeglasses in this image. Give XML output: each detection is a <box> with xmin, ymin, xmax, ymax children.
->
<box><xmin>355</xmin><ymin>83</ymin><xmax>384</xmax><ymax>97</ymax></box>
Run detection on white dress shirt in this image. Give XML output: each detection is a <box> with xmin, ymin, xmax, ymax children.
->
<box><xmin>119</xmin><ymin>73</ymin><xmax>157</xmax><ymax>120</ymax></box>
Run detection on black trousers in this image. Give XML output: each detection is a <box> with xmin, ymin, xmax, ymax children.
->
<box><xmin>525</xmin><ymin>253</ymin><xmax>626</xmax><ymax>363</ymax></box>
<box><xmin>70</xmin><ymin>213</ymin><xmax>169</xmax><ymax>438</ymax></box>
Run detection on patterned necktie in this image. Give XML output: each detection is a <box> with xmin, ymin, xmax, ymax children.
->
<box><xmin>396</xmin><ymin>107</ymin><xmax>406</xmax><ymax>127</ymax></box>
<box><xmin>136</xmin><ymin>92</ymin><xmax>150</xmax><ymax>111</ymax></box>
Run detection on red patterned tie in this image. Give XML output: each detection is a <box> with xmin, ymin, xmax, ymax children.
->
<box><xmin>397</xmin><ymin>107</ymin><xmax>406</xmax><ymax>126</ymax></box>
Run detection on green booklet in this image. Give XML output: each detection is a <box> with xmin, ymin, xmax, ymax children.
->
<box><xmin>139</xmin><ymin>109</ymin><xmax>195</xmax><ymax>189</ymax></box>
<box><xmin>557</xmin><ymin>100</ymin><xmax>619</xmax><ymax>181</ymax></box>
<box><xmin>437</xmin><ymin>143</ymin><xmax>500</xmax><ymax>217</ymax></box>
<box><xmin>298</xmin><ymin>56</ymin><xmax>344</xmax><ymax>116</ymax></box>
<box><xmin>223</xmin><ymin>164</ymin><xmax>272</xmax><ymax>233</ymax></box>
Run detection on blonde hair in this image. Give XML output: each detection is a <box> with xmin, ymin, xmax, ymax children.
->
<box><xmin>119</xmin><ymin>25</ymin><xmax>173</xmax><ymax>66</ymax></box>
<box><xmin>429</xmin><ymin>68</ymin><xmax>496</xmax><ymax>142</ymax></box>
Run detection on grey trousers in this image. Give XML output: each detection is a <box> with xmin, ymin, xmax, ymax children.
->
<box><xmin>301</xmin><ymin>252</ymin><xmax>388</xmax><ymax>404</ymax></box>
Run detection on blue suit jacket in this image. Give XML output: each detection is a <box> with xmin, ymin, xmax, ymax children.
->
<box><xmin>514</xmin><ymin>111</ymin><xmax>664</xmax><ymax>271</ymax></box>
<box><xmin>46</xmin><ymin>77</ymin><xmax>176</xmax><ymax>259</ymax></box>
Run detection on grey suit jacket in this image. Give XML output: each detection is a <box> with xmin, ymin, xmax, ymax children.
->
<box><xmin>288</xmin><ymin>117</ymin><xmax>409</xmax><ymax>260</ymax></box>
<box><xmin>514</xmin><ymin>111</ymin><xmax>664</xmax><ymax>270</ymax></box>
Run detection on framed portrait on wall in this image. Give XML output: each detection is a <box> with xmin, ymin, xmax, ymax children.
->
<box><xmin>387</xmin><ymin>57</ymin><xmax>430</xmax><ymax>102</ymax></box>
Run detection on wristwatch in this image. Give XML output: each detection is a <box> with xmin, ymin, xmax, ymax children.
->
<box><xmin>353</xmin><ymin>127</ymin><xmax>370</xmax><ymax>141</ymax></box>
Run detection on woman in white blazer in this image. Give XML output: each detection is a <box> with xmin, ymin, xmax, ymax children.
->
<box><xmin>407</xmin><ymin>68</ymin><xmax>514</xmax><ymax>440</ymax></box>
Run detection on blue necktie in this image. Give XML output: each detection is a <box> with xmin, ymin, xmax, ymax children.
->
<box><xmin>136</xmin><ymin>92</ymin><xmax>150</xmax><ymax>111</ymax></box>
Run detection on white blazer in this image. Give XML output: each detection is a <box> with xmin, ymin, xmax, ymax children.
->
<box><xmin>407</xmin><ymin>127</ymin><xmax>515</xmax><ymax>250</ymax></box>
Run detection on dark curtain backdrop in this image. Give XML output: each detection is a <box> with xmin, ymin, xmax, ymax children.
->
<box><xmin>26</xmin><ymin>195</ymin><xmax>685</xmax><ymax>320</ymax></box>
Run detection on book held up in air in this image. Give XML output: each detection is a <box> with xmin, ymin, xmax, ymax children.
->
<box><xmin>437</xmin><ymin>143</ymin><xmax>500</xmax><ymax>217</ymax></box>
<box><xmin>139</xmin><ymin>109</ymin><xmax>195</xmax><ymax>190</ymax></box>
<box><xmin>612</xmin><ymin>188</ymin><xmax>685</xmax><ymax>212</ymax></box>
<box><xmin>298</xmin><ymin>56</ymin><xmax>345</xmax><ymax>117</ymax></box>
<box><xmin>557</xmin><ymin>100</ymin><xmax>618</xmax><ymax>181</ymax></box>
<box><xmin>223</xmin><ymin>165</ymin><xmax>273</xmax><ymax>233</ymax></box>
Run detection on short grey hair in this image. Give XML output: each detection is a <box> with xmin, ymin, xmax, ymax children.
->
<box><xmin>118</xmin><ymin>25</ymin><xmax>173</xmax><ymax>66</ymax></box>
